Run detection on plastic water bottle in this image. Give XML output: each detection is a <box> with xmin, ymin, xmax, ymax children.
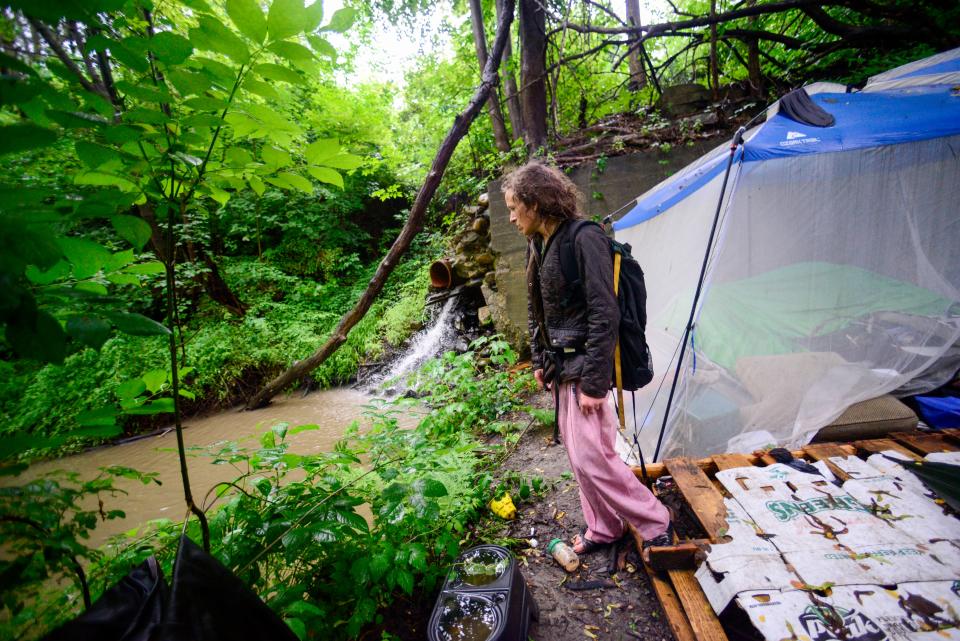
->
<box><xmin>547</xmin><ymin>539</ymin><xmax>580</xmax><ymax>572</ymax></box>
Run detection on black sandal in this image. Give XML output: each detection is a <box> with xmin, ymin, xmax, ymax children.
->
<box><xmin>572</xmin><ymin>527</ymin><xmax>609</xmax><ymax>555</ymax></box>
<box><xmin>642</xmin><ymin>522</ymin><xmax>675</xmax><ymax>551</ymax></box>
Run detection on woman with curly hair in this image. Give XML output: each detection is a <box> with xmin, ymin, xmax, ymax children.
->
<box><xmin>502</xmin><ymin>161</ymin><xmax>672</xmax><ymax>556</ymax></box>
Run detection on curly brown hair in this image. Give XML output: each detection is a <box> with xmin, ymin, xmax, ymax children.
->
<box><xmin>501</xmin><ymin>162</ymin><xmax>583</xmax><ymax>221</ymax></box>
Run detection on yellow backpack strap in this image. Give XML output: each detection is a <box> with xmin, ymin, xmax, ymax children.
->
<box><xmin>613</xmin><ymin>251</ymin><xmax>626</xmax><ymax>432</ymax></box>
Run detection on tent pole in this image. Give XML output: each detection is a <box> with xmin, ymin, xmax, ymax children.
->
<box><xmin>653</xmin><ymin>126</ymin><xmax>745</xmax><ymax>462</ymax></box>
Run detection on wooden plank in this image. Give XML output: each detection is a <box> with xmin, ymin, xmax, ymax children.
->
<box><xmin>646</xmin><ymin>541</ymin><xmax>709</xmax><ymax>571</ymax></box>
<box><xmin>853</xmin><ymin>438</ymin><xmax>921</xmax><ymax>460</ymax></box>
<box><xmin>711</xmin><ymin>453</ymin><xmax>754</xmax><ymax>470</ymax></box>
<box><xmin>664</xmin><ymin>457</ymin><xmax>728</xmax><ymax>542</ymax></box>
<box><xmin>634</xmin><ymin>456</ymin><xmax>715</xmax><ymax>481</ymax></box>
<box><xmin>801</xmin><ymin>443</ymin><xmax>857</xmax><ymax>482</ymax></box>
<box><xmin>892</xmin><ymin>431</ymin><xmax>960</xmax><ymax>455</ymax></box>
<box><xmin>646</xmin><ymin>569</ymin><xmax>698</xmax><ymax>641</ymax></box>
<box><xmin>668</xmin><ymin>568</ymin><xmax>729</xmax><ymax>641</ymax></box>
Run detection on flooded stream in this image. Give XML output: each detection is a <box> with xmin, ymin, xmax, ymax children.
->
<box><xmin>9</xmin><ymin>388</ymin><xmax>395</xmax><ymax>548</ymax></box>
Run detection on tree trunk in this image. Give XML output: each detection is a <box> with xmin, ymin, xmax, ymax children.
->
<box><xmin>469</xmin><ymin>0</ymin><xmax>511</xmax><ymax>152</ymax></box>
<box><xmin>518</xmin><ymin>0</ymin><xmax>547</xmax><ymax>153</ymax></box>
<box><xmin>710</xmin><ymin>0</ymin><xmax>720</xmax><ymax>99</ymax></box>
<box><xmin>138</xmin><ymin>203</ymin><xmax>246</xmax><ymax>317</ymax></box>
<box><xmin>625</xmin><ymin>0</ymin><xmax>646</xmax><ymax>91</ymax></box>
<box><xmin>496</xmin><ymin>0</ymin><xmax>524</xmax><ymax>140</ymax></box>
<box><xmin>748</xmin><ymin>36</ymin><xmax>763</xmax><ymax>97</ymax></box>
<box><xmin>244</xmin><ymin>0</ymin><xmax>518</xmax><ymax>410</ymax></box>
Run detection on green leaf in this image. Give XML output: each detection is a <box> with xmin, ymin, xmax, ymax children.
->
<box><xmin>304</xmin><ymin>137</ymin><xmax>339</xmax><ymax>163</ymax></box>
<box><xmin>195</xmin><ymin>57</ymin><xmax>235</xmax><ymax>85</ymax></box>
<box><xmin>267</xmin><ymin>0</ymin><xmax>306</xmax><ymax>41</ymax></box>
<box><xmin>57</xmin><ymin>237</ymin><xmax>111</xmax><ymax>279</ymax></box>
<box><xmin>105</xmin><ymin>125</ymin><xmax>144</xmax><ymax>144</ymax></box>
<box><xmin>142</xmin><ymin>369</ymin><xmax>167</xmax><ymax>393</ymax></box>
<box><xmin>262</xmin><ymin>145</ymin><xmax>292</xmax><ymax>167</ymax></box>
<box><xmin>182</xmin><ymin>113</ymin><xmax>223</xmax><ymax>129</ymax></box>
<box><xmin>191</xmin><ymin>17</ymin><xmax>250</xmax><ymax>64</ymax></box>
<box><xmin>414</xmin><ymin>478</ymin><xmax>448</xmax><ymax>497</ymax></box>
<box><xmin>76</xmin><ymin>406</ymin><xmax>118</xmax><ymax>427</ymax></box>
<box><xmin>306</xmin><ymin>35</ymin><xmax>336</xmax><ymax>60</ymax></box>
<box><xmin>271</xmin><ymin>421</ymin><xmax>289</xmax><ymax>441</ymax></box>
<box><xmin>115</xmin><ymin>80</ymin><xmax>172</xmax><ymax>104</ymax></box>
<box><xmin>25</xmin><ymin>260</ymin><xmax>70</xmax><ymax>286</ymax></box>
<box><xmin>408</xmin><ymin>543</ymin><xmax>428</xmax><ymax>571</ymax></box>
<box><xmin>225</xmin><ymin>147</ymin><xmax>254</xmax><ymax>167</ymax></box>
<box><xmin>0</xmin><ymin>124</ymin><xmax>57</xmax><ymax>155</ymax></box>
<box><xmin>267</xmin><ymin>41</ymin><xmax>316</xmax><ymax>71</ymax></box>
<box><xmin>247</xmin><ymin>174</ymin><xmax>266</xmax><ymax>196</ymax></box>
<box><xmin>150</xmin><ymin>32</ymin><xmax>193</xmax><ymax>65</ymax></box>
<box><xmin>253</xmin><ymin>63</ymin><xmax>304</xmax><ymax>85</ymax></box>
<box><xmin>307</xmin><ymin>166</ymin><xmax>343</xmax><ymax>188</ymax></box>
<box><xmin>321</xmin><ymin>153</ymin><xmax>363</xmax><ymax>170</ymax></box>
<box><xmin>284</xmin><ymin>618</ymin><xmax>306</xmax><ymax>641</ymax></box>
<box><xmin>106</xmin><ymin>272</ymin><xmax>140</xmax><ymax>286</ymax></box>
<box><xmin>288</xmin><ymin>423</ymin><xmax>319</xmax><ymax>435</ymax></box>
<box><xmin>369</xmin><ymin>553</ymin><xmax>390</xmax><ymax>580</ymax></box>
<box><xmin>66</xmin><ymin>315</ymin><xmax>112</xmax><ymax>350</ymax></box>
<box><xmin>228</xmin><ymin>0</ymin><xmax>268</xmax><ymax>44</ymax></box>
<box><xmin>123</xmin><ymin>107</ymin><xmax>171</xmax><ymax>125</ymax></box>
<box><xmin>276</xmin><ymin>172</ymin><xmax>313</xmax><ymax>193</ymax></box>
<box><xmin>74</xmin><ymin>281</ymin><xmax>109</xmax><ymax>295</ymax></box>
<box><xmin>396</xmin><ymin>568</ymin><xmax>414</xmax><ymax>595</ymax></box>
<box><xmin>104</xmin><ymin>312</ymin><xmax>170</xmax><ymax>336</ymax></box>
<box><xmin>183</xmin><ymin>96</ymin><xmax>228</xmax><ymax>111</ymax></box>
<box><xmin>111</xmin><ymin>215</ymin><xmax>152</xmax><ymax>250</ymax></box>
<box><xmin>260</xmin><ymin>431</ymin><xmax>276</xmax><ymax>448</ymax></box>
<box><xmin>86</xmin><ymin>35</ymin><xmax>150</xmax><ymax>73</ymax></box>
<box><xmin>241</xmin><ymin>77</ymin><xmax>282</xmax><ymax>101</ymax></box>
<box><xmin>322</xmin><ymin>7</ymin><xmax>356</xmax><ymax>33</ymax></box>
<box><xmin>166</xmin><ymin>69</ymin><xmax>213</xmax><ymax>97</ymax></box>
<box><xmin>117</xmin><ymin>378</ymin><xmax>147</xmax><ymax>400</ymax></box>
<box><xmin>6</xmin><ymin>310</ymin><xmax>66</xmax><ymax>364</ymax></box>
<box><xmin>350</xmin><ymin>557</ymin><xmax>370</xmax><ymax>584</ymax></box>
<box><xmin>75</xmin><ymin>171</ymin><xmax>140</xmax><ymax>193</ymax></box>
<box><xmin>75</xmin><ymin>140</ymin><xmax>121</xmax><ymax>169</ymax></box>
<box><xmin>124</xmin><ymin>261</ymin><xmax>165</xmax><ymax>275</ymax></box>
<box><xmin>123</xmin><ymin>398</ymin><xmax>174</xmax><ymax>415</ymax></box>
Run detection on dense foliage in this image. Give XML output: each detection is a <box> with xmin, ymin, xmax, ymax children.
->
<box><xmin>1</xmin><ymin>338</ymin><xmax>538</xmax><ymax>640</ymax></box>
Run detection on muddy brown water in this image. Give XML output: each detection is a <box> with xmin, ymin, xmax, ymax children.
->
<box><xmin>8</xmin><ymin>388</ymin><xmax>414</xmax><ymax>548</ymax></box>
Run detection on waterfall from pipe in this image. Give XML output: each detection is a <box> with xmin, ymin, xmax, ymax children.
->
<box><xmin>374</xmin><ymin>297</ymin><xmax>457</xmax><ymax>390</ymax></box>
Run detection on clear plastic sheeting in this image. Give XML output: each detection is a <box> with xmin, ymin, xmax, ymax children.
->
<box><xmin>614</xmin><ymin>53</ymin><xmax>960</xmax><ymax>460</ymax></box>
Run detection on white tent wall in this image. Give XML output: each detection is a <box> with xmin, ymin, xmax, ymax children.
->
<box><xmin>625</xmin><ymin>133</ymin><xmax>960</xmax><ymax>459</ymax></box>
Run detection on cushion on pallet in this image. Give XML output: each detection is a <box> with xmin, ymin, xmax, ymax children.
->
<box><xmin>811</xmin><ymin>394</ymin><xmax>917</xmax><ymax>442</ymax></box>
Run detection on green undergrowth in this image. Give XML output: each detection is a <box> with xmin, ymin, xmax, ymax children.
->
<box><xmin>0</xmin><ymin>241</ymin><xmax>434</xmax><ymax>455</ymax></box>
<box><xmin>1</xmin><ymin>338</ymin><xmax>538</xmax><ymax>640</ymax></box>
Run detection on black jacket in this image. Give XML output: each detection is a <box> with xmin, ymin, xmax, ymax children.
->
<box><xmin>526</xmin><ymin>219</ymin><xmax>619</xmax><ymax>398</ymax></box>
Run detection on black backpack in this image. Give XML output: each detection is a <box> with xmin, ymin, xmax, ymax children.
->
<box><xmin>559</xmin><ymin>220</ymin><xmax>653</xmax><ymax>391</ymax></box>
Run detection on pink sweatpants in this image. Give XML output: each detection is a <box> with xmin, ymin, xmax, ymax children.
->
<box><xmin>558</xmin><ymin>381</ymin><xmax>670</xmax><ymax>543</ymax></box>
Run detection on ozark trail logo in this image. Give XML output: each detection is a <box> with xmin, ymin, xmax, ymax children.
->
<box><xmin>779</xmin><ymin>130</ymin><xmax>821</xmax><ymax>147</ymax></box>
<box><xmin>799</xmin><ymin>605</ymin><xmax>885</xmax><ymax>641</ymax></box>
<box><xmin>766</xmin><ymin>495</ymin><xmax>868</xmax><ymax>521</ymax></box>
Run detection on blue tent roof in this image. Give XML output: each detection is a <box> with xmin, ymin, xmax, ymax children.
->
<box><xmin>614</xmin><ymin>83</ymin><xmax>960</xmax><ymax>231</ymax></box>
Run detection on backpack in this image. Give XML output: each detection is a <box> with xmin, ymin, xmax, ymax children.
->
<box><xmin>559</xmin><ymin>220</ymin><xmax>653</xmax><ymax>392</ymax></box>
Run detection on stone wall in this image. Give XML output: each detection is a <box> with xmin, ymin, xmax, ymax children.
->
<box><xmin>483</xmin><ymin>141</ymin><xmax>721</xmax><ymax>354</ymax></box>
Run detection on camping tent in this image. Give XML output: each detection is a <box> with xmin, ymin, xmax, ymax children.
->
<box><xmin>613</xmin><ymin>48</ymin><xmax>960</xmax><ymax>460</ymax></box>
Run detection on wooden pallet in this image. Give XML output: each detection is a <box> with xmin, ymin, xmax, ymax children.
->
<box><xmin>630</xmin><ymin>430</ymin><xmax>960</xmax><ymax>641</ymax></box>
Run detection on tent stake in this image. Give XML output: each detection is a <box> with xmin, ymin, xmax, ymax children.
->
<box><xmin>653</xmin><ymin>127</ymin><xmax>745</xmax><ymax>462</ymax></box>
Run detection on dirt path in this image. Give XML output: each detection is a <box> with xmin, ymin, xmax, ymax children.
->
<box><xmin>490</xmin><ymin>390</ymin><xmax>675</xmax><ymax>641</ymax></box>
